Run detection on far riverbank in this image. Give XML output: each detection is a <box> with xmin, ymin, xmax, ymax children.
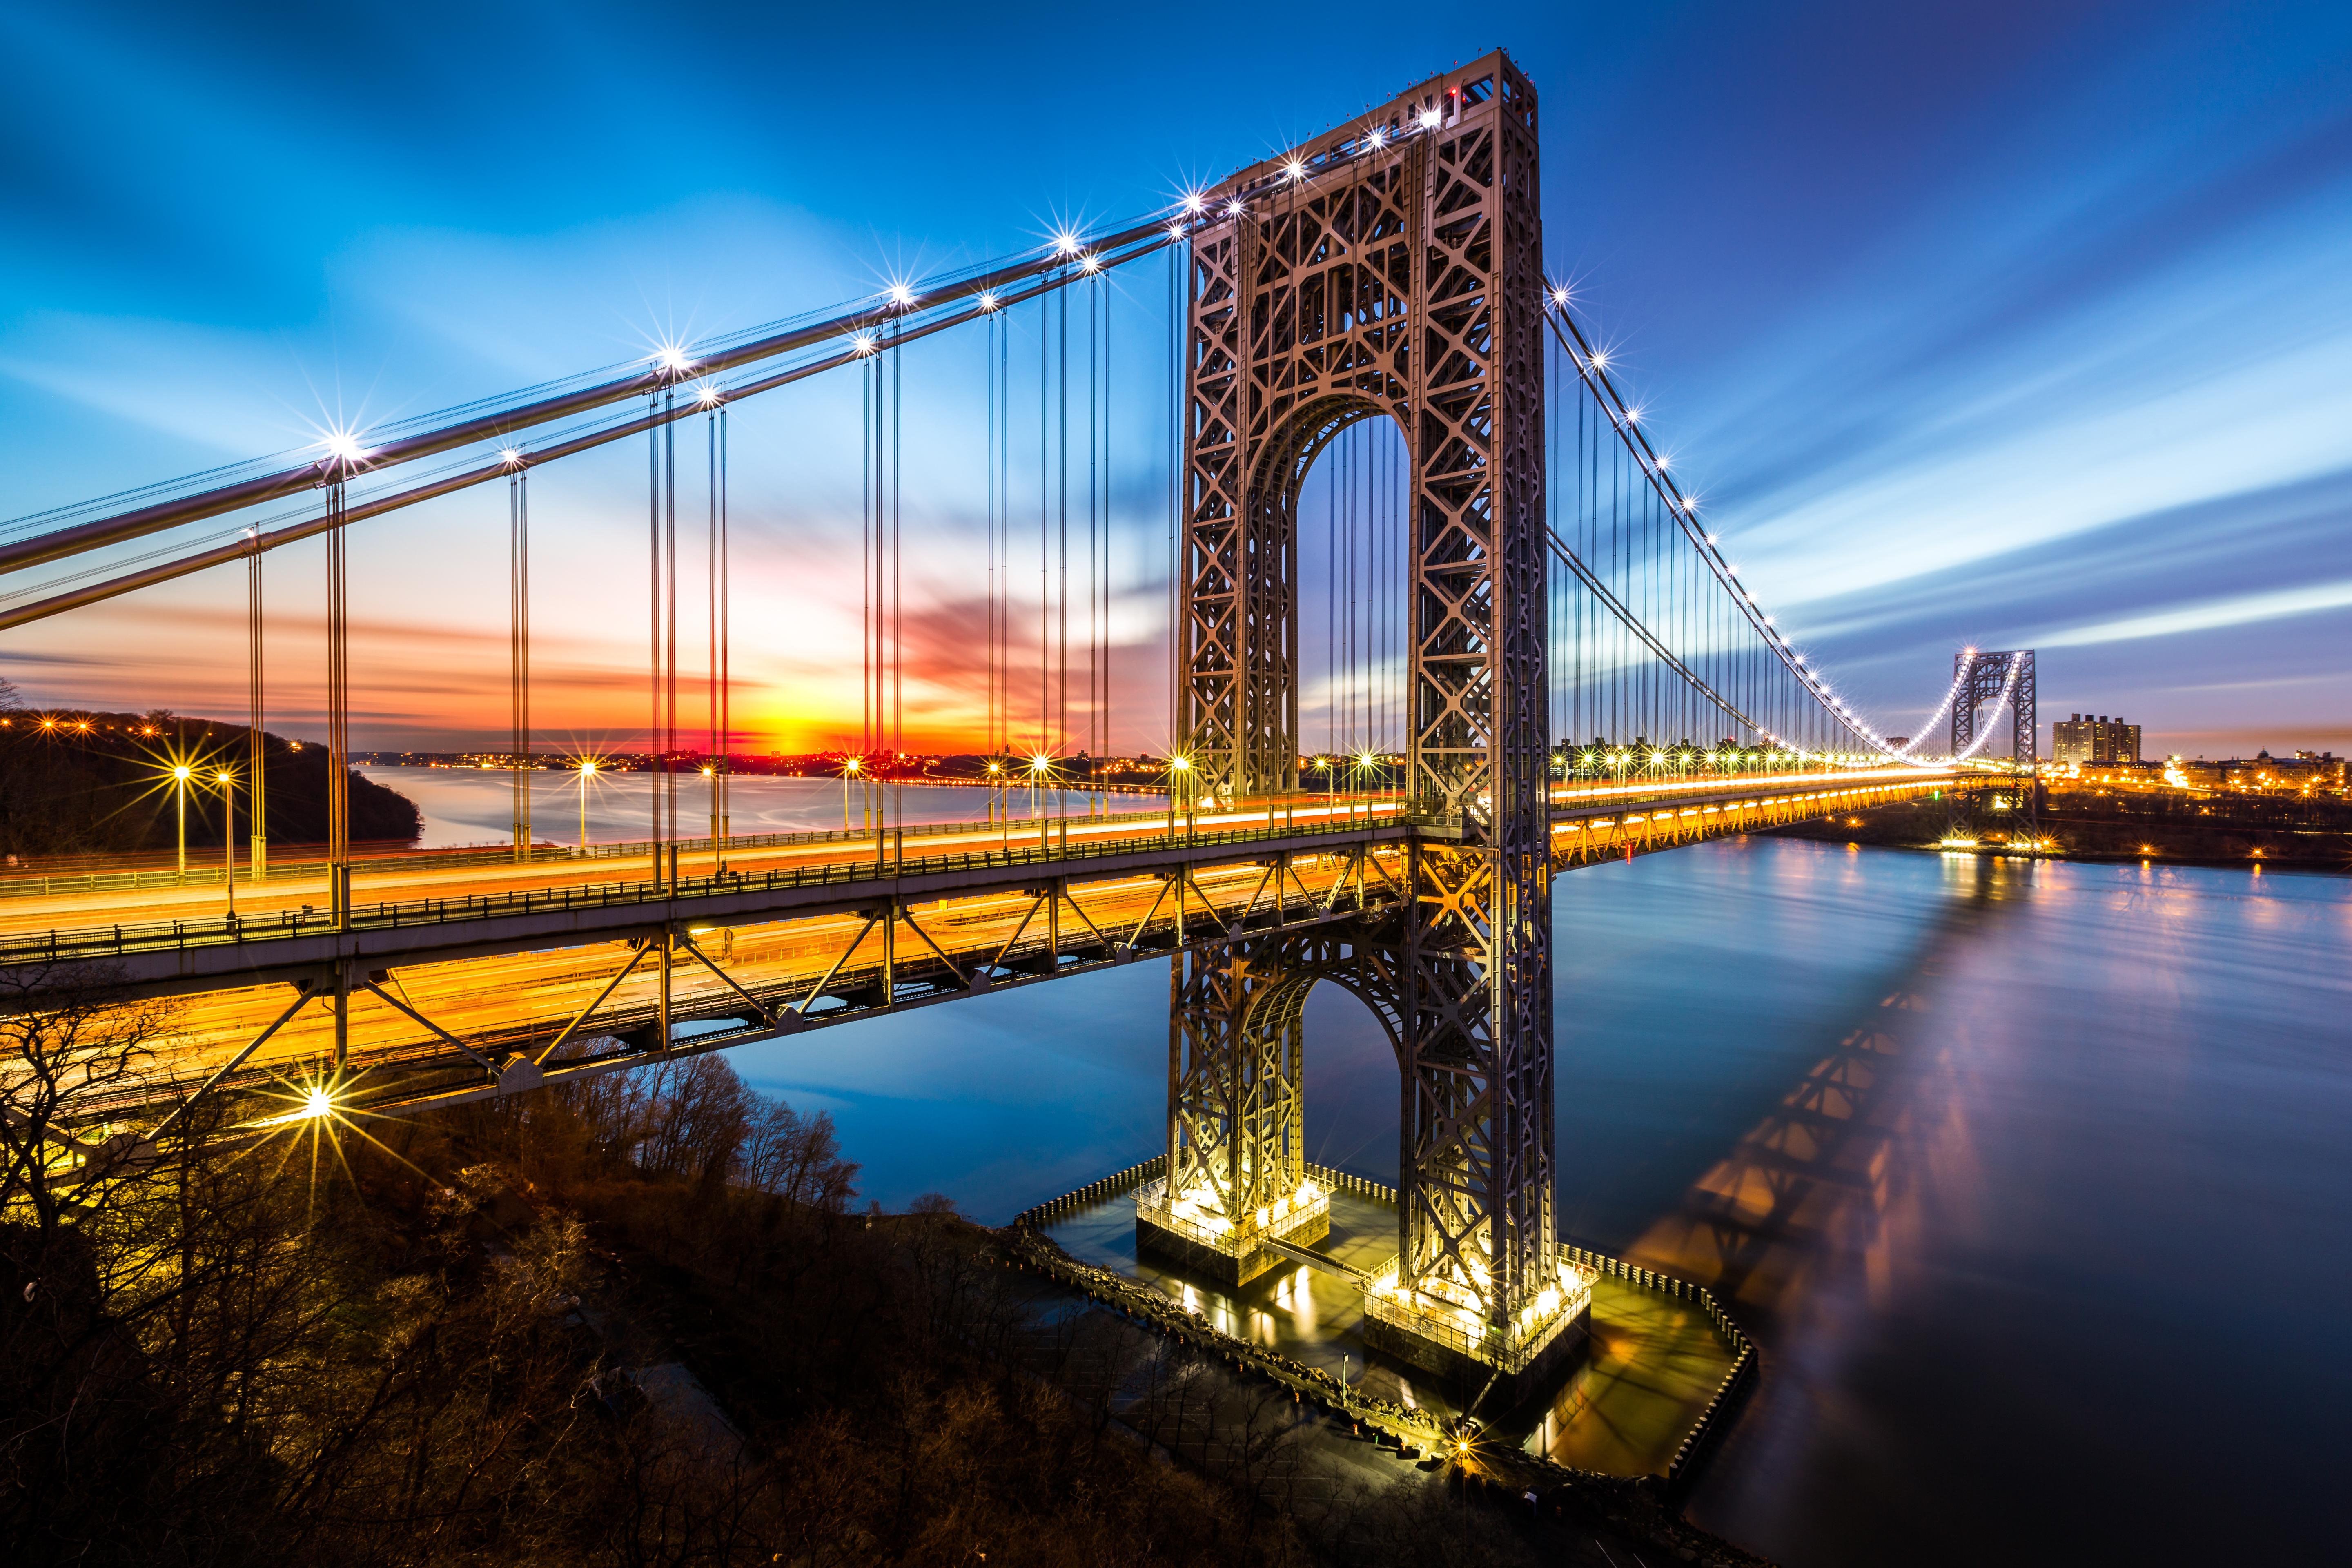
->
<box><xmin>1771</xmin><ymin>788</ymin><xmax>2352</xmax><ymax>871</ymax></box>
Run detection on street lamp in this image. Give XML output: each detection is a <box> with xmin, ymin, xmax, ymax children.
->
<box><xmin>1028</xmin><ymin>752</ymin><xmax>1051</xmax><ymax>820</ymax></box>
<box><xmin>172</xmin><ymin>764</ymin><xmax>193</xmax><ymax>882</ymax></box>
<box><xmin>216</xmin><ymin>768</ymin><xmax>237</xmax><ymax>914</ymax></box>
<box><xmin>576</xmin><ymin>760</ymin><xmax>599</xmax><ymax>851</ymax></box>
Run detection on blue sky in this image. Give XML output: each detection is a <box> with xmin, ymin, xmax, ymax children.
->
<box><xmin>2</xmin><ymin>0</ymin><xmax>2346</xmax><ymax>756</ymax></box>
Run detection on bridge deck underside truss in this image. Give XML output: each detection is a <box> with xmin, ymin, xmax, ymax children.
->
<box><xmin>13</xmin><ymin>768</ymin><xmax>1953</xmax><ymax>1170</ymax></box>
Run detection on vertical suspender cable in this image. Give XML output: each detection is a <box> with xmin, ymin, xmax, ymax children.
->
<box><xmin>649</xmin><ymin>395</ymin><xmax>664</xmax><ymax>877</ymax></box>
<box><xmin>1058</xmin><ymin>279</ymin><xmax>1070</xmax><ymax>771</ymax></box>
<box><xmin>326</xmin><ymin>475</ymin><xmax>349</xmax><ymax>930</ymax></box>
<box><xmin>664</xmin><ymin>387</ymin><xmax>679</xmax><ymax>875</ymax></box>
<box><xmin>511</xmin><ymin>466</ymin><xmax>530</xmax><ymax>860</ymax></box>
<box><xmin>1039</xmin><ymin>290</ymin><xmax>1050</xmax><ymax>758</ymax></box>
<box><xmin>719</xmin><ymin>405</ymin><xmax>730</xmax><ymax>858</ymax></box>
<box><xmin>246</xmin><ymin>529</ymin><xmax>265</xmax><ymax>883</ymax></box>
<box><xmin>987</xmin><ymin>310</ymin><xmax>998</xmax><ymax>769</ymax></box>
<box><xmin>1087</xmin><ymin>274</ymin><xmax>1099</xmax><ymax>807</ymax></box>
<box><xmin>892</xmin><ymin>320</ymin><xmax>903</xmax><ymax>828</ymax></box>
<box><xmin>1169</xmin><ymin>241</ymin><xmax>1180</xmax><ymax>769</ymax></box>
<box><xmin>1100</xmin><ymin>273</ymin><xmax>1111</xmax><ymax>810</ymax></box>
<box><xmin>861</xmin><ymin>359</ymin><xmax>871</xmax><ymax>768</ymax></box>
<box><xmin>706</xmin><ymin>410</ymin><xmax>718</xmax><ymax>855</ymax></box>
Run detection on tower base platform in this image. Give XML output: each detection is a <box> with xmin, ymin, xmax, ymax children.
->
<box><xmin>1136</xmin><ymin>1212</ymin><xmax>1331</xmax><ymax>1285</ymax></box>
<box><xmin>1364</xmin><ymin>1304</ymin><xmax>1592</xmax><ymax>1408</ymax></box>
<box><xmin>1133</xmin><ymin>1175</ymin><xmax>1331</xmax><ymax>1285</ymax></box>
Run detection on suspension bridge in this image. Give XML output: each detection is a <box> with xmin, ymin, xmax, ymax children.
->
<box><xmin>3</xmin><ymin>53</ymin><xmax>2031</xmax><ymax>1390</ymax></box>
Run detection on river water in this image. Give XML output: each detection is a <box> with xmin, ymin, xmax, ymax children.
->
<box><xmin>377</xmin><ymin>768</ymin><xmax>2350</xmax><ymax>1563</ymax></box>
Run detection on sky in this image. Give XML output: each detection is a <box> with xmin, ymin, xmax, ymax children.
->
<box><xmin>2</xmin><ymin>0</ymin><xmax>2347</xmax><ymax>759</ymax></box>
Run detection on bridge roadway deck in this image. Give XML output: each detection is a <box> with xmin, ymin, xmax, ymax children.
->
<box><xmin>10</xmin><ymin>768</ymin><xmax>1953</xmax><ymax>1127</ymax></box>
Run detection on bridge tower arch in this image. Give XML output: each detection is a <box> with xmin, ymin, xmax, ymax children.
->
<box><xmin>1168</xmin><ymin>51</ymin><xmax>1580</xmax><ymax>1385</ymax></box>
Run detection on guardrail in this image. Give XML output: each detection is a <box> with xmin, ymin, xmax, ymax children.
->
<box><xmin>0</xmin><ymin>813</ymin><xmax>1395</xmax><ymax>969</ymax></box>
<box><xmin>0</xmin><ymin>794</ymin><xmax>1389</xmax><ymax>902</ymax></box>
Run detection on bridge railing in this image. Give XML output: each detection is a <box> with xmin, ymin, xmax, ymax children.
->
<box><xmin>0</xmin><ymin>811</ymin><xmax>1397</xmax><ymax>969</ymax></box>
<box><xmin>0</xmin><ymin>793</ymin><xmax>1411</xmax><ymax>902</ymax></box>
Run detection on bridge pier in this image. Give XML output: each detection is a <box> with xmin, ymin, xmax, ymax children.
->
<box><xmin>1138</xmin><ymin>933</ymin><xmax>1329</xmax><ymax>1285</ymax></box>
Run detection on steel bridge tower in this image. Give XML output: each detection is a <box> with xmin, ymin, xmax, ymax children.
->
<box><xmin>1947</xmin><ymin>648</ymin><xmax>2041</xmax><ymax>844</ymax></box>
<box><xmin>1143</xmin><ymin>51</ymin><xmax>1582</xmax><ymax>1388</ymax></box>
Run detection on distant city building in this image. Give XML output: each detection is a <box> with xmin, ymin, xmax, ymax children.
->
<box><xmin>2053</xmin><ymin>713</ymin><xmax>2140</xmax><ymax>765</ymax></box>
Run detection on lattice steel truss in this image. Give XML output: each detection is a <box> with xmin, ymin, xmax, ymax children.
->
<box><xmin>1155</xmin><ymin>920</ymin><xmax>1405</xmax><ymax>1281</ymax></box>
<box><xmin>1949</xmin><ymin>648</ymin><xmax>2040</xmax><ymax>841</ymax></box>
<box><xmin>1165</xmin><ymin>938</ymin><xmax>1307</xmax><ymax>1259</ymax></box>
<box><xmin>1170</xmin><ymin>53</ymin><xmax>1566</xmax><ymax>1374</ymax></box>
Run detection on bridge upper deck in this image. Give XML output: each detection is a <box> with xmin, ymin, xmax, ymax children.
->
<box><xmin>0</xmin><ymin>766</ymin><xmax>1959</xmax><ymax>1000</ymax></box>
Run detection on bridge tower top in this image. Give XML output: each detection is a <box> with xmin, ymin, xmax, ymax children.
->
<box><xmin>1203</xmin><ymin>51</ymin><xmax>1539</xmax><ymax>206</ymax></box>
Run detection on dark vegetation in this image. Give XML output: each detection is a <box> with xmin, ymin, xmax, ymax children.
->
<box><xmin>0</xmin><ymin>966</ymin><xmax>1637</xmax><ymax>1567</ymax></box>
<box><xmin>1774</xmin><ymin>788</ymin><xmax>2352</xmax><ymax>869</ymax></box>
<box><xmin>0</xmin><ymin>688</ymin><xmax>419</xmax><ymax>861</ymax></box>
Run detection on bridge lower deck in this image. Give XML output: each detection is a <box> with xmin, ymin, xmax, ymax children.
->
<box><xmin>10</xmin><ymin>768</ymin><xmax>1956</xmax><ymax>1129</ymax></box>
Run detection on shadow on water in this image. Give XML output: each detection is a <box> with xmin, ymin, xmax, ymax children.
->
<box><xmin>1653</xmin><ymin>851</ymin><xmax>2352</xmax><ymax>1565</ymax></box>
<box><xmin>1616</xmin><ymin>861</ymin><xmax>2011</xmax><ymax>1317</ymax></box>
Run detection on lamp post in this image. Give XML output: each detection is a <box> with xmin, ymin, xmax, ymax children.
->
<box><xmin>172</xmin><ymin>764</ymin><xmax>192</xmax><ymax>883</ymax></box>
<box><xmin>216</xmin><ymin>768</ymin><xmax>236</xmax><ymax>915</ymax></box>
<box><xmin>576</xmin><ymin>760</ymin><xmax>598</xmax><ymax>853</ymax></box>
<box><xmin>702</xmin><ymin>764</ymin><xmax>718</xmax><ymax>873</ymax></box>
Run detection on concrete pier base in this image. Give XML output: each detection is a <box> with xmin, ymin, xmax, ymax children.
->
<box><xmin>1136</xmin><ymin>1210</ymin><xmax>1332</xmax><ymax>1286</ymax></box>
<box><xmin>1363</xmin><ymin>1305</ymin><xmax>1592</xmax><ymax>1412</ymax></box>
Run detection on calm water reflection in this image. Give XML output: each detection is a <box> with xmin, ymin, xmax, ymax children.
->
<box><xmin>375</xmin><ymin>780</ymin><xmax>2351</xmax><ymax>1564</ymax></box>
